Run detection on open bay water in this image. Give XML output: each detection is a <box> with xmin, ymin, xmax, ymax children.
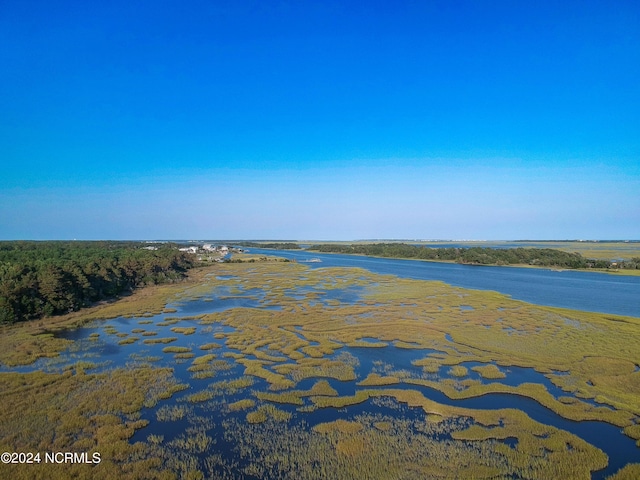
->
<box><xmin>248</xmin><ymin>248</ymin><xmax>640</xmax><ymax>317</ymax></box>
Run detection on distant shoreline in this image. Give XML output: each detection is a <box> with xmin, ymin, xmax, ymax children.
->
<box><xmin>245</xmin><ymin>244</ymin><xmax>640</xmax><ymax>277</ymax></box>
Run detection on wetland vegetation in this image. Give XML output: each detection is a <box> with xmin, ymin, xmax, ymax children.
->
<box><xmin>1</xmin><ymin>254</ymin><xmax>639</xmax><ymax>479</ymax></box>
<box><xmin>307</xmin><ymin>242</ymin><xmax>640</xmax><ymax>272</ymax></box>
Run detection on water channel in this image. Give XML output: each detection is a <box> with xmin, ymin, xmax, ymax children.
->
<box><xmin>248</xmin><ymin>248</ymin><xmax>640</xmax><ymax>317</ymax></box>
<box><xmin>4</xmin><ymin>249</ymin><xmax>639</xmax><ymax>478</ymax></box>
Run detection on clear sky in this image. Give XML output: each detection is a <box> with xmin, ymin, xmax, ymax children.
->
<box><xmin>1</xmin><ymin>0</ymin><xmax>639</xmax><ymax>240</ymax></box>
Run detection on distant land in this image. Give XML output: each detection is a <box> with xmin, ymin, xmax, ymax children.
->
<box><xmin>1</xmin><ymin>239</ymin><xmax>637</xmax><ymax>324</ymax></box>
<box><xmin>224</xmin><ymin>240</ymin><xmax>640</xmax><ymax>262</ymax></box>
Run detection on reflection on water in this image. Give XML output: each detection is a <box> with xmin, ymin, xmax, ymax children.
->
<box><xmin>169</xmin><ymin>286</ymin><xmax>279</xmax><ymax>315</ymax></box>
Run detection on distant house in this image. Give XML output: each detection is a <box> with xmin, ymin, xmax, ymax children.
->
<box><xmin>179</xmin><ymin>246</ymin><xmax>198</xmax><ymax>254</ymax></box>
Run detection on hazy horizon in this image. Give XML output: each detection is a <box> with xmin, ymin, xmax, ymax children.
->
<box><xmin>3</xmin><ymin>238</ymin><xmax>639</xmax><ymax>243</ymax></box>
<box><xmin>2</xmin><ymin>1</ymin><xmax>638</xmax><ymax>241</ymax></box>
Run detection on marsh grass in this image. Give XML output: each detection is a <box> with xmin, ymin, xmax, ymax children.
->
<box><xmin>156</xmin><ymin>404</ymin><xmax>190</xmax><ymax>422</ymax></box>
<box><xmin>2</xmin><ymin>259</ymin><xmax>639</xmax><ymax>478</ymax></box>
<box><xmin>534</xmin><ymin>241</ymin><xmax>640</xmax><ymax>261</ymax></box>
<box><xmin>413</xmin><ymin>357</ymin><xmax>441</xmax><ymax>373</ymax></box>
<box><xmin>608</xmin><ymin>463</ymin><xmax>640</xmax><ymax>479</ymax></box>
<box><xmin>170</xmin><ymin>327</ymin><xmax>196</xmax><ymax>335</ymax></box>
<box><xmin>623</xmin><ymin>425</ymin><xmax>640</xmax><ymax>446</ymax></box>
<box><xmin>168</xmin><ymin>429</ymin><xmax>213</xmax><ymax>454</ymax></box>
<box><xmin>471</xmin><ymin>364</ymin><xmax>506</xmax><ymax>379</ymax></box>
<box><xmin>143</xmin><ymin>337</ymin><xmax>178</xmax><ymax>345</ymax></box>
<box><xmin>221</xmin><ymin>405</ymin><xmax>606</xmax><ymax>480</ymax></box>
<box><xmin>191</xmin><ymin>354</ymin><xmax>217</xmax><ymax>365</ymax></box>
<box><xmin>0</xmin><ymin>366</ymin><xmax>187</xmax><ymax>479</ymax></box>
<box><xmin>347</xmin><ymin>340</ymin><xmax>388</xmax><ymax>348</ymax></box>
<box><xmin>174</xmin><ymin>353</ymin><xmax>195</xmax><ymax>359</ymax></box>
<box><xmin>162</xmin><ymin>346</ymin><xmax>192</xmax><ymax>354</ymax></box>
<box><xmin>448</xmin><ymin>365</ymin><xmax>469</xmax><ymax>377</ymax></box>
<box><xmin>228</xmin><ymin>399</ymin><xmax>255</xmax><ymax>411</ymax></box>
<box><xmin>185</xmin><ymin>390</ymin><xmax>215</xmax><ymax>403</ymax></box>
<box><xmin>246</xmin><ymin>404</ymin><xmax>292</xmax><ymax>424</ymax></box>
<box><xmin>0</xmin><ymin>329</ymin><xmax>73</xmax><ymax>367</ymax></box>
<box><xmin>211</xmin><ymin>376</ymin><xmax>254</xmax><ymax>392</ymax></box>
<box><xmin>186</xmin><ymin>354</ymin><xmax>232</xmax><ymax>379</ymax></box>
<box><xmin>314</xmin><ymin>419</ymin><xmax>363</xmax><ymax>434</ymax></box>
<box><xmin>274</xmin><ymin>358</ymin><xmax>357</xmax><ymax>384</ymax></box>
<box><xmin>237</xmin><ymin>358</ymin><xmax>295</xmax><ymax>390</ymax></box>
<box><xmin>196</xmin><ymin>262</ymin><xmax>640</xmax><ymax>430</ymax></box>
<box><xmin>254</xmin><ymin>380</ymin><xmax>338</xmax><ymax>407</ymax></box>
<box><xmin>0</xmin><ymin>267</ymin><xmax>219</xmax><ymax>366</ymax></box>
<box><xmin>156</xmin><ymin>320</ymin><xmax>180</xmax><ymax>326</ymax></box>
<box><xmin>404</xmin><ymin>378</ymin><xmax>633</xmax><ymax>427</ymax></box>
<box><xmin>255</xmin><ymin>391</ymin><xmax>304</xmax><ymax>405</ymax></box>
<box><xmin>357</xmin><ymin>373</ymin><xmax>400</xmax><ymax>386</ymax></box>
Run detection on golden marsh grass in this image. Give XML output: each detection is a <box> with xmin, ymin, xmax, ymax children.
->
<box><xmin>2</xmin><ymin>259</ymin><xmax>638</xmax><ymax>478</ymax></box>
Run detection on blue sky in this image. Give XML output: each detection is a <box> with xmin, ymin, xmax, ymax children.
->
<box><xmin>1</xmin><ymin>0</ymin><xmax>639</xmax><ymax>240</ymax></box>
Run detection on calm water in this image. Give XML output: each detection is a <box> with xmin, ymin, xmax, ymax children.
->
<box><xmin>5</xmin><ymin>252</ymin><xmax>640</xmax><ymax>479</ymax></box>
<box><xmin>249</xmin><ymin>248</ymin><xmax>640</xmax><ymax>317</ymax></box>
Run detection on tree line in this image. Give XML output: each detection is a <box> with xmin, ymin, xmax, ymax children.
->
<box><xmin>237</xmin><ymin>242</ymin><xmax>302</xmax><ymax>250</ymax></box>
<box><xmin>308</xmin><ymin>243</ymin><xmax>640</xmax><ymax>270</ymax></box>
<box><xmin>0</xmin><ymin>241</ymin><xmax>196</xmax><ymax>324</ymax></box>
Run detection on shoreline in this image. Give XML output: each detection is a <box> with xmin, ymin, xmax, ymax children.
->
<box><xmin>296</xmin><ymin>250</ymin><xmax>640</xmax><ymax>277</ymax></box>
<box><xmin>0</xmin><ymin>263</ymin><xmax>219</xmax><ymax>335</ymax></box>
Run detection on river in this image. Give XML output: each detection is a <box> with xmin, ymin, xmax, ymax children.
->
<box><xmin>248</xmin><ymin>248</ymin><xmax>640</xmax><ymax>317</ymax></box>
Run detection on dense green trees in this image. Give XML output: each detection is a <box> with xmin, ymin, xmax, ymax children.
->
<box><xmin>308</xmin><ymin>243</ymin><xmax>639</xmax><ymax>270</ymax></box>
<box><xmin>238</xmin><ymin>242</ymin><xmax>301</xmax><ymax>250</ymax></box>
<box><xmin>0</xmin><ymin>242</ymin><xmax>196</xmax><ymax>323</ymax></box>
